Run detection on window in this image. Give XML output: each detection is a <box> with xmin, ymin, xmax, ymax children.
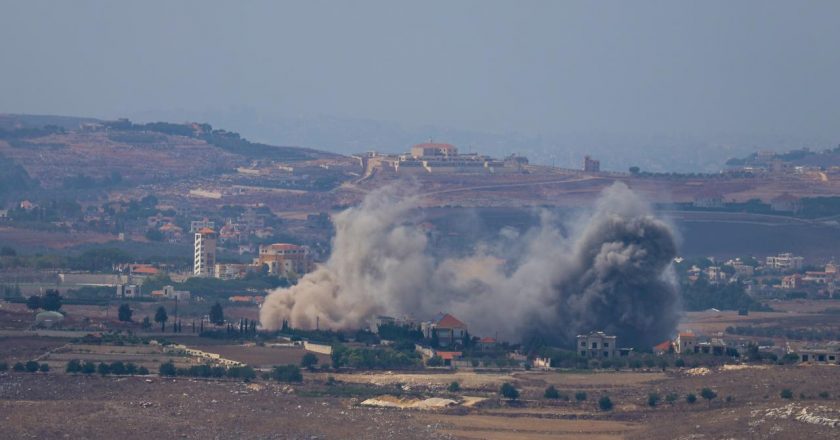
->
<box><xmin>580</xmin><ymin>351</ymin><xmax>586</xmax><ymax>357</ymax></box>
<box><xmin>603</xmin><ymin>343</ymin><xmax>609</xmax><ymax>348</ymax></box>
<box><xmin>580</xmin><ymin>341</ymin><xmax>586</xmax><ymax>347</ymax></box>
<box><xmin>591</xmin><ymin>342</ymin><xmax>598</xmax><ymax>348</ymax></box>
<box><xmin>603</xmin><ymin>352</ymin><xmax>609</xmax><ymax>357</ymax></box>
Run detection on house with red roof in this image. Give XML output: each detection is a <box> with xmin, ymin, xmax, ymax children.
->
<box><xmin>421</xmin><ymin>313</ymin><xmax>468</xmax><ymax>348</ymax></box>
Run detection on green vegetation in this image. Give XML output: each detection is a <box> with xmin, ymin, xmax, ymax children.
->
<box><xmin>272</xmin><ymin>364</ymin><xmax>303</xmax><ymax>383</ymax></box>
<box><xmin>681</xmin><ymin>280</ymin><xmax>770</xmax><ymax>312</ymax></box>
<box><xmin>701</xmin><ymin>388</ymin><xmax>718</xmax><ymax>406</ymax></box>
<box><xmin>780</xmin><ymin>389</ymin><xmax>794</xmax><ymax>399</ymax></box>
<box><xmin>598</xmin><ymin>395</ymin><xmax>613</xmax><ymax>411</ymax></box>
<box><xmin>301</xmin><ymin>352</ymin><xmax>319</xmax><ymax>370</ymax></box>
<box><xmin>448</xmin><ymin>381</ymin><xmax>461</xmax><ymax>392</ymax></box>
<box><xmin>330</xmin><ymin>344</ymin><xmax>421</xmax><ymax>370</ymax></box>
<box><xmin>647</xmin><ymin>392</ymin><xmax>661</xmax><ymax>407</ymax></box>
<box><xmin>544</xmin><ymin>385</ymin><xmax>560</xmax><ymax>399</ymax></box>
<box><xmin>686</xmin><ymin>393</ymin><xmax>697</xmax><ymax>404</ymax></box>
<box><xmin>500</xmin><ymin>383</ymin><xmax>519</xmax><ymax>400</ymax></box>
<box><xmin>575</xmin><ymin>391</ymin><xmax>588</xmax><ymax>402</ymax></box>
<box><xmin>209</xmin><ymin>302</ymin><xmax>225</xmax><ymax>325</ymax></box>
<box><xmin>118</xmin><ymin>304</ymin><xmax>133</xmax><ymax>322</ymax></box>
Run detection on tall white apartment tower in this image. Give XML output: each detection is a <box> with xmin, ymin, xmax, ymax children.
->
<box><xmin>194</xmin><ymin>227</ymin><xmax>217</xmax><ymax>277</ymax></box>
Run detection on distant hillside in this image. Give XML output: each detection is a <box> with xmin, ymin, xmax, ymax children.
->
<box><xmin>0</xmin><ymin>114</ymin><xmax>343</xmax><ymax>193</ymax></box>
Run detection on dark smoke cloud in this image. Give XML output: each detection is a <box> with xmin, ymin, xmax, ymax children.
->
<box><xmin>260</xmin><ymin>182</ymin><xmax>680</xmax><ymax>348</ymax></box>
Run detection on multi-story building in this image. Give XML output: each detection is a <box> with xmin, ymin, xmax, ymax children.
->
<box><xmin>255</xmin><ymin>243</ymin><xmax>313</xmax><ymax>277</ymax></box>
<box><xmin>190</xmin><ymin>218</ymin><xmax>215</xmax><ymax>233</ymax></box>
<box><xmin>194</xmin><ymin>227</ymin><xmax>217</xmax><ymax>277</ymax></box>
<box><xmin>577</xmin><ymin>331</ymin><xmax>617</xmax><ymax>358</ymax></box>
<box><xmin>583</xmin><ymin>155</ymin><xmax>600</xmax><ymax>172</ymax></box>
<box><xmin>766</xmin><ymin>253</ymin><xmax>804</xmax><ymax>271</ymax></box>
<box><xmin>675</xmin><ymin>332</ymin><xmax>697</xmax><ymax>354</ymax></box>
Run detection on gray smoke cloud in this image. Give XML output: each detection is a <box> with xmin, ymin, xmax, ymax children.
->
<box><xmin>260</xmin><ymin>182</ymin><xmax>680</xmax><ymax>348</ymax></box>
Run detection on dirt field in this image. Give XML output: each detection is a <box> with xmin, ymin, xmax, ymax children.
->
<box><xmin>3</xmin><ymin>334</ymin><xmax>840</xmax><ymax>439</ymax></box>
<box><xmin>189</xmin><ymin>343</ymin><xmax>331</xmax><ymax>368</ymax></box>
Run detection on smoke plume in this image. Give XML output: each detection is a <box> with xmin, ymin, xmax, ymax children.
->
<box><xmin>260</xmin><ymin>182</ymin><xmax>680</xmax><ymax>348</ymax></box>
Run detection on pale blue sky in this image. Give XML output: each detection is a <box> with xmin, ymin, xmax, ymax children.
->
<box><xmin>2</xmin><ymin>0</ymin><xmax>839</xmax><ymax>143</ymax></box>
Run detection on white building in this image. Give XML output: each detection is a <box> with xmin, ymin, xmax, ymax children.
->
<box><xmin>194</xmin><ymin>227</ymin><xmax>217</xmax><ymax>277</ymax></box>
<box><xmin>190</xmin><ymin>218</ymin><xmax>215</xmax><ymax>233</ymax></box>
<box><xmin>766</xmin><ymin>253</ymin><xmax>804</xmax><ymax>271</ymax></box>
<box><xmin>576</xmin><ymin>331</ymin><xmax>617</xmax><ymax>359</ymax></box>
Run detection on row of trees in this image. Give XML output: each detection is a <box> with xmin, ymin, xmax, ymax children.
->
<box><xmin>66</xmin><ymin>359</ymin><xmax>149</xmax><ymax>376</ymax></box>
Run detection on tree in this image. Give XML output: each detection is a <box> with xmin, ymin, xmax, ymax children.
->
<box><xmin>26</xmin><ymin>295</ymin><xmax>41</xmax><ymax>311</ymax></box>
<box><xmin>301</xmin><ymin>352</ymin><xmax>319</xmax><ymax>370</ymax></box>
<box><xmin>39</xmin><ymin>363</ymin><xmax>50</xmax><ymax>373</ymax></box>
<box><xmin>97</xmin><ymin>362</ymin><xmax>111</xmax><ymax>376</ymax></box>
<box><xmin>426</xmin><ymin>356</ymin><xmax>443</xmax><ymax>367</ymax></box>
<box><xmin>648</xmin><ymin>393</ymin><xmax>661</xmax><ymax>407</ymax></box>
<box><xmin>137</xmin><ymin>366</ymin><xmax>150</xmax><ymax>375</ymax></box>
<box><xmin>272</xmin><ymin>364</ymin><xmax>303</xmax><ymax>383</ymax></box>
<box><xmin>448</xmin><ymin>381</ymin><xmax>461</xmax><ymax>392</ymax></box>
<box><xmin>544</xmin><ymin>385</ymin><xmax>560</xmax><ymax>399</ymax></box>
<box><xmin>0</xmin><ymin>362</ymin><xmax>7</xmax><ymax>372</ymax></box>
<box><xmin>701</xmin><ymin>388</ymin><xmax>717</xmax><ymax>407</ymax></box>
<box><xmin>81</xmin><ymin>361</ymin><xmax>96</xmax><ymax>375</ymax></box>
<box><xmin>13</xmin><ymin>362</ymin><xmax>25</xmax><ymax>372</ymax></box>
<box><xmin>629</xmin><ymin>166</ymin><xmax>640</xmax><ymax>174</ymax></box>
<box><xmin>500</xmin><ymin>383</ymin><xmax>519</xmax><ymax>400</ymax></box>
<box><xmin>674</xmin><ymin>358</ymin><xmax>685</xmax><ymax>368</ymax></box>
<box><xmin>66</xmin><ymin>359</ymin><xmax>81</xmax><ymax>373</ymax></box>
<box><xmin>598</xmin><ymin>396</ymin><xmax>614</xmax><ymax>411</ymax></box>
<box><xmin>575</xmin><ymin>391</ymin><xmax>588</xmax><ymax>402</ymax></box>
<box><xmin>25</xmin><ymin>361</ymin><xmax>39</xmax><ymax>373</ymax></box>
<box><xmin>110</xmin><ymin>361</ymin><xmax>127</xmax><ymax>375</ymax></box>
<box><xmin>142</xmin><ymin>316</ymin><xmax>151</xmax><ymax>329</ymax></box>
<box><xmin>118</xmin><ymin>304</ymin><xmax>133</xmax><ymax>322</ymax></box>
<box><xmin>665</xmin><ymin>393</ymin><xmax>678</xmax><ymax>404</ymax></box>
<box><xmin>41</xmin><ymin>290</ymin><xmax>62</xmax><ymax>311</ymax></box>
<box><xmin>209</xmin><ymin>302</ymin><xmax>224</xmax><ymax>325</ymax></box>
<box><xmin>154</xmin><ymin>306</ymin><xmax>168</xmax><ymax>331</ymax></box>
<box><xmin>780</xmin><ymin>389</ymin><xmax>793</xmax><ymax>399</ymax></box>
<box><xmin>159</xmin><ymin>361</ymin><xmax>177</xmax><ymax>377</ymax></box>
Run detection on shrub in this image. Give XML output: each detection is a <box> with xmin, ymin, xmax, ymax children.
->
<box><xmin>648</xmin><ymin>393</ymin><xmax>660</xmax><ymax>407</ymax></box>
<box><xmin>13</xmin><ymin>362</ymin><xmax>25</xmax><ymax>372</ymax></box>
<box><xmin>701</xmin><ymin>388</ymin><xmax>717</xmax><ymax>406</ymax></box>
<box><xmin>326</xmin><ymin>376</ymin><xmax>337</xmax><ymax>386</ymax></box>
<box><xmin>575</xmin><ymin>391</ymin><xmax>588</xmax><ymax>401</ymax></box>
<box><xmin>39</xmin><ymin>363</ymin><xmax>50</xmax><ymax>373</ymax></box>
<box><xmin>544</xmin><ymin>385</ymin><xmax>560</xmax><ymax>399</ymax></box>
<box><xmin>110</xmin><ymin>361</ymin><xmax>126</xmax><ymax>375</ymax></box>
<box><xmin>81</xmin><ymin>362</ymin><xmax>96</xmax><ymax>375</ymax></box>
<box><xmin>665</xmin><ymin>393</ymin><xmax>678</xmax><ymax>404</ymax></box>
<box><xmin>272</xmin><ymin>364</ymin><xmax>303</xmax><ymax>383</ymax></box>
<box><xmin>159</xmin><ymin>361</ymin><xmax>177</xmax><ymax>377</ymax></box>
<box><xmin>819</xmin><ymin>391</ymin><xmax>830</xmax><ymax>399</ymax></box>
<box><xmin>301</xmin><ymin>352</ymin><xmax>319</xmax><ymax>369</ymax></box>
<box><xmin>25</xmin><ymin>361</ymin><xmax>39</xmax><ymax>373</ymax></box>
<box><xmin>598</xmin><ymin>395</ymin><xmax>613</xmax><ymax>411</ymax></box>
<box><xmin>500</xmin><ymin>382</ymin><xmax>519</xmax><ymax>400</ymax></box>
<box><xmin>137</xmin><ymin>366</ymin><xmax>150</xmax><ymax>375</ymax></box>
<box><xmin>97</xmin><ymin>362</ymin><xmax>111</xmax><ymax>376</ymax></box>
<box><xmin>674</xmin><ymin>358</ymin><xmax>685</xmax><ymax>368</ymax></box>
<box><xmin>125</xmin><ymin>363</ymin><xmax>138</xmax><ymax>375</ymax></box>
<box><xmin>426</xmin><ymin>356</ymin><xmax>443</xmax><ymax>367</ymax></box>
<box><xmin>66</xmin><ymin>359</ymin><xmax>82</xmax><ymax>373</ymax></box>
<box><xmin>686</xmin><ymin>393</ymin><xmax>697</xmax><ymax>404</ymax></box>
<box><xmin>0</xmin><ymin>362</ymin><xmax>7</xmax><ymax>372</ymax></box>
<box><xmin>448</xmin><ymin>381</ymin><xmax>461</xmax><ymax>392</ymax></box>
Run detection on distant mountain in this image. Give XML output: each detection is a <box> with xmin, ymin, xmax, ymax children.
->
<box><xmin>129</xmin><ymin>108</ymin><xmax>835</xmax><ymax>173</ymax></box>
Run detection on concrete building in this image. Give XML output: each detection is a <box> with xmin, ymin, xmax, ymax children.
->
<box><xmin>116</xmin><ymin>283</ymin><xmax>141</xmax><ymax>298</ymax></box>
<box><xmin>766</xmin><ymin>253</ymin><xmax>804</xmax><ymax>271</ymax></box>
<box><xmin>214</xmin><ymin>263</ymin><xmax>253</xmax><ymax>280</ymax></box>
<box><xmin>255</xmin><ymin>243</ymin><xmax>313</xmax><ymax>277</ymax></box>
<box><xmin>194</xmin><ymin>227</ymin><xmax>217</xmax><ymax>277</ymax></box>
<box><xmin>410</xmin><ymin>142</ymin><xmax>458</xmax><ymax>158</ymax></box>
<box><xmin>190</xmin><ymin>218</ymin><xmax>215</xmax><ymax>233</ymax></box>
<box><xmin>675</xmin><ymin>332</ymin><xmax>698</xmax><ymax>354</ymax></box>
<box><xmin>577</xmin><ymin>331</ymin><xmax>617</xmax><ymax>359</ymax></box>
<box><xmin>583</xmin><ymin>155</ymin><xmax>600</xmax><ymax>172</ymax></box>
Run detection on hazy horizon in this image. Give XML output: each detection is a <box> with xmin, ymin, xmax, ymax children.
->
<box><xmin>3</xmin><ymin>0</ymin><xmax>840</xmax><ymax>169</ymax></box>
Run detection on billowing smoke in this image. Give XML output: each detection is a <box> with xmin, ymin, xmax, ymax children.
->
<box><xmin>260</xmin><ymin>182</ymin><xmax>680</xmax><ymax>348</ymax></box>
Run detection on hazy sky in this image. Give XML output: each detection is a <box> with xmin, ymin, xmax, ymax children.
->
<box><xmin>2</xmin><ymin>0</ymin><xmax>840</xmax><ymax>139</ymax></box>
